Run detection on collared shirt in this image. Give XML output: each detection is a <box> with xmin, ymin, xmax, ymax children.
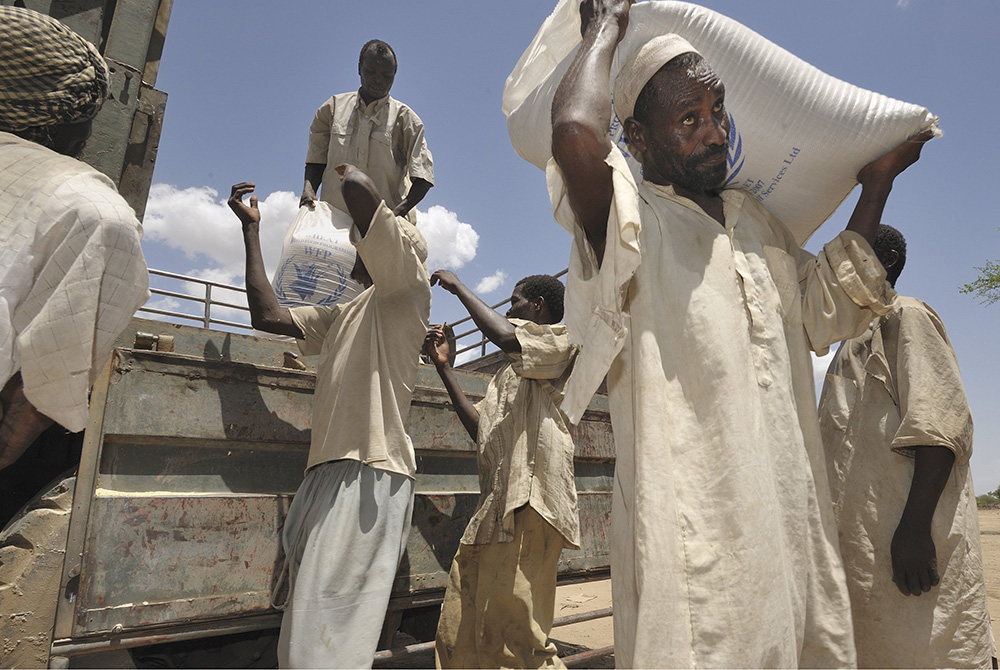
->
<box><xmin>462</xmin><ymin>319</ymin><xmax>580</xmax><ymax>549</ymax></box>
<box><xmin>819</xmin><ymin>296</ymin><xmax>992</xmax><ymax>668</ymax></box>
<box><xmin>0</xmin><ymin>131</ymin><xmax>148</xmax><ymax>432</ymax></box>
<box><xmin>289</xmin><ymin>201</ymin><xmax>431</xmax><ymax>478</ymax></box>
<box><xmin>306</xmin><ymin>91</ymin><xmax>434</xmax><ymax>220</ymax></box>
<box><xmin>546</xmin><ymin>148</ymin><xmax>896</xmax><ymax>668</ymax></box>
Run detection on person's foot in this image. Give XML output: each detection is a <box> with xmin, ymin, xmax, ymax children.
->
<box><xmin>0</xmin><ymin>376</ymin><xmax>55</xmax><ymax>470</ymax></box>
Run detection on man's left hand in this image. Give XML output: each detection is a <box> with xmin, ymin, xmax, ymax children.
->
<box><xmin>228</xmin><ymin>182</ymin><xmax>260</xmax><ymax>229</ymax></box>
<box><xmin>430</xmin><ymin>269</ymin><xmax>463</xmax><ymax>295</ymax></box>
<box><xmin>890</xmin><ymin>520</ymin><xmax>940</xmax><ymax>596</ymax></box>
<box><xmin>858</xmin><ymin>129</ymin><xmax>934</xmax><ymax>187</ymax></box>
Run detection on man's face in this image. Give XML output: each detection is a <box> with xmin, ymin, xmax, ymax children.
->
<box><xmin>506</xmin><ymin>285</ymin><xmax>538</xmax><ymax>323</ymax></box>
<box><xmin>358</xmin><ymin>52</ymin><xmax>396</xmax><ymax>103</ymax></box>
<box><xmin>626</xmin><ymin>62</ymin><xmax>730</xmax><ymax>194</ymax></box>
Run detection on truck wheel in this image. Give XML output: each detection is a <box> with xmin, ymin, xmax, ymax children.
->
<box><xmin>0</xmin><ymin>474</ymin><xmax>75</xmax><ymax>669</ymax></box>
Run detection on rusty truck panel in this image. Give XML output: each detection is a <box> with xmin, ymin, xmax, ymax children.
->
<box><xmin>49</xmin><ymin>319</ymin><xmax>613</xmax><ymax>654</ymax></box>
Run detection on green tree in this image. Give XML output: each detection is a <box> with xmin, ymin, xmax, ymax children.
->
<box><xmin>961</xmin><ymin>229</ymin><xmax>1000</xmax><ymax>305</ymax></box>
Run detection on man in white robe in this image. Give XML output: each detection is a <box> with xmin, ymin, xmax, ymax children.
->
<box><xmin>548</xmin><ymin>1</ymin><xmax>931</xmax><ymax>666</ymax></box>
<box><xmin>0</xmin><ymin>6</ymin><xmax>149</xmax><ymax>472</ymax></box>
<box><xmin>819</xmin><ymin>225</ymin><xmax>993</xmax><ymax>668</ymax></box>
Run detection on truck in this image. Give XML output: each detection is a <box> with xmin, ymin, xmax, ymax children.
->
<box><xmin>1</xmin><ymin>314</ymin><xmax>614</xmax><ymax>668</ymax></box>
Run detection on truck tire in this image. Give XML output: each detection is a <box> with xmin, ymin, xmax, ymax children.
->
<box><xmin>0</xmin><ymin>474</ymin><xmax>75</xmax><ymax>669</ymax></box>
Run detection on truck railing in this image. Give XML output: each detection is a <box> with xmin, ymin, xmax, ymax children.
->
<box><xmin>137</xmin><ymin>267</ymin><xmax>570</xmax><ymax>359</ymax></box>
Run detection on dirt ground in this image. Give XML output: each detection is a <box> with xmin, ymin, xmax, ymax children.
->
<box><xmin>976</xmin><ymin>508</ymin><xmax>1000</xmax><ymax>647</ymax></box>
<box><xmin>550</xmin><ymin>579</ymin><xmax>615</xmax><ymax>668</ymax></box>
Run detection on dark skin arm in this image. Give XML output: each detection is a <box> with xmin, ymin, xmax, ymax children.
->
<box><xmin>550</xmin><ymin>0</ymin><xmax>633</xmax><ymax>267</ymax></box>
<box><xmin>430</xmin><ymin>270</ymin><xmax>521</xmax><ymax>353</ymax></box>
<box><xmin>228</xmin><ymin>182</ymin><xmax>303</xmax><ymax>338</ymax></box>
<box><xmin>846</xmin><ymin>129</ymin><xmax>934</xmax><ymax>246</ymax></box>
<box><xmin>393</xmin><ymin>177</ymin><xmax>432</xmax><ymax>218</ymax></box>
<box><xmin>300</xmin><ymin>163</ymin><xmax>325</xmax><ymax>208</ymax></box>
<box><xmin>891</xmin><ymin>445</ymin><xmax>956</xmax><ymax>596</ymax></box>
<box><xmin>425</xmin><ymin>326</ymin><xmax>480</xmax><ymax>442</ymax></box>
<box><xmin>337</xmin><ymin>163</ymin><xmax>381</xmax><ymax>236</ymax></box>
<box><xmin>302</xmin><ymin>167</ymin><xmax>431</xmax><ymax>217</ymax></box>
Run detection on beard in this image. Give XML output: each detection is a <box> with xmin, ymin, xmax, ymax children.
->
<box><xmin>649</xmin><ymin>142</ymin><xmax>729</xmax><ymax>193</ymax></box>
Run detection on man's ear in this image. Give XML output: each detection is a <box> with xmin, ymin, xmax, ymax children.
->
<box><xmin>623</xmin><ymin>118</ymin><xmax>648</xmax><ymax>155</ymax></box>
<box><xmin>882</xmin><ymin>249</ymin><xmax>900</xmax><ymax>270</ymax></box>
<box><xmin>533</xmin><ymin>295</ymin><xmax>552</xmax><ymax>324</ymax></box>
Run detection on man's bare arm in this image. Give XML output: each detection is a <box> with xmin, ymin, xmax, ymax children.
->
<box><xmin>393</xmin><ymin>177</ymin><xmax>432</xmax><ymax>218</ymax></box>
<box><xmin>550</xmin><ymin>0</ymin><xmax>631</xmax><ymax>266</ymax></box>
<box><xmin>431</xmin><ymin>270</ymin><xmax>519</xmax><ymax>353</ymax></box>
<box><xmin>338</xmin><ymin>164</ymin><xmax>381</xmax><ymax>237</ymax></box>
<box><xmin>890</xmin><ymin>445</ymin><xmax>955</xmax><ymax>596</ymax></box>
<box><xmin>846</xmin><ymin>130</ymin><xmax>933</xmax><ymax>246</ymax></box>
<box><xmin>425</xmin><ymin>327</ymin><xmax>480</xmax><ymax>442</ymax></box>
<box><xmin>228</xmin><ymin>182</ymin><xmax>302</xmax><ymax>338</ymax></box>
<box><xmin>300</xmin><ymin>163</ymin><xmax>325</xmax><ymax>208</ymax></box>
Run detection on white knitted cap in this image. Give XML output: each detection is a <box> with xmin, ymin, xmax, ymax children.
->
<box><xmin>613</xmin><ymin>34</ymin><xmax>701</xmax><ymax>121</ymax></box>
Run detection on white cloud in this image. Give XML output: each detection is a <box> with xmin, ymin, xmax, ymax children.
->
<box><xmin>146</xmin><ymin>185</ymin><xmax>480</xmax><ymax>280</ymax></box>
<box><xmin>144</xmin><ymin>184</ymin><xmax>298</xmax><ymax>277</ymax></box>
<box><xmin>475</xmin><ymin>269</ymin><xmax>508</xmax><ymax>294</ymax></box>
<box><xmin>896</xmin><ymin>0</ymin><xmax>910</xmax><ymax>7</ymax></box>
<box><xmin>416</xmin><ymin>204</ymin><xmax>479</xmax><ymax>270</ymax></box>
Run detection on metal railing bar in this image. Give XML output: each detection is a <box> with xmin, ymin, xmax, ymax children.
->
<box><xmin>372</xmin><ymin>606</ymin><xmax>612</xmax><ymax>664</ymax></box>
<box><xmin>148</xmin><ymin>268</ymin><xmax>249</xmax><ymax>291</ymax></box>
<box><xmin>207</xmin><ymin>317</ymin><xmax>254</xmax><ymax>330</ymax></box>
<box><xmin>136</xmin><ymin>307</ymin><xmax>204</xmax><ymax>322</ymax></box>
<box><xmin>149</xmin><ymin>287</ymin><xmax>204</xmax><ymax>302</ymax></box>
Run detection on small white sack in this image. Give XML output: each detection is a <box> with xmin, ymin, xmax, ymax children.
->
<box><xmin>272</xmin><ymin>201</ymin><xmax>363</xmax><ymax>308</ymax></box>
<box><xmin>503</xmin><ymin>0</ymin><xmax>939</xmax><ymax>244</ymax></box>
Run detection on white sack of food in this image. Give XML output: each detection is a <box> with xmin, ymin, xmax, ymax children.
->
<box><xmin>503</xmin><ymin>0</ymin><xmax>939</xmax><ymax>244</ymax></box>
<box><xmin>272</xmin><ymin>201</ymin><xmax>363</xmax><ymax>308</ymax></box>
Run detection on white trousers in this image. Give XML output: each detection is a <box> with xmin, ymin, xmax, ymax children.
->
<box><xmin>276</xmin><ymin>459</ymin><xmax>414</xmax><ymax>669</ymax></box>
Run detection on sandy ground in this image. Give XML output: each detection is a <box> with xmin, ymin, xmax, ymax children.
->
<box><xmin>977</xmin><ymin>508</ymin><xmax>1000</xmax><ymax>647</ymax></box>
<box><xmin>550</xmin><ymin>579</ymin><xmax>615</xmax><ymax>668</ymax></box>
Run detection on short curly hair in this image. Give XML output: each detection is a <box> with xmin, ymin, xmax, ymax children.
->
<box><xmin>515</xmin><ymin>274</ymin><xmax>565</xmax><ymax>323</ymax></box>
<box><xmin>359</xmin><ymin>39</ymin><xmax>397</xmax><ymax>73</ymax></box>
<box><xmin>873</xmin><ymin>224</ymin><xmax>906</xmax><ymax>287</ymax></box>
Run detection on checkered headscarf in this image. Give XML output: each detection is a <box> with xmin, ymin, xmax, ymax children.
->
<box><xmin>0</xmin><ymin>6</ymin><xmax>110</xmax><ymax>132</ymax></box>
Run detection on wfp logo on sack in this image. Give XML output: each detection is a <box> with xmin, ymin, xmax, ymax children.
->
<box><xmin>274</xmin><ymin>258</ymin><xmax>348</xmax><ymax>307</ymax></box>
<box><xmin>608</xmin><ymin>110</ymin><xmax>746</xmax><ymax>186</ymax></box>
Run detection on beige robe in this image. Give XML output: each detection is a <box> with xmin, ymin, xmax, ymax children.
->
<box><xmin>306</xmin><ymin>91</ymin><xmax>434</xmax><ymax>223</ymax></box>
<box><xmin>462</xmin><ymin>318</ymin><xmax>580</xmax><ymax>549</ymax></box>
<box><xmin>547</xmin><ymin>148</ymin><xmax>896</xmax><ymax>668</ymax></box>
<box><xmin>819</xmin><ymin>296</ymin><xmax>993</xmax><ymax>668</ymax></box>
<box><xmin>289</xmin><ymin>200</ymin><xmax>431</xmax><ymax>477</ymax></box>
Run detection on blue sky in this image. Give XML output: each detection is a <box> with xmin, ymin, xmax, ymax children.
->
<box><xmin>143</xmin><ymin>1</ymin><xmax>1000</xmax><ymax>492</ymax></box>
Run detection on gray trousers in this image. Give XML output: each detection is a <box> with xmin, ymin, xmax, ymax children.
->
<box><xmin>275</xmin><ymin>459</ymin><xmax>414</xmax><ymax>669</ymax></box>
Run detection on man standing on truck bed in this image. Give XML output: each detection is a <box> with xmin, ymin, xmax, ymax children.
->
<box><xmin>424</xmin><ymin>271</ymin><xmax>579</xmax><ymax>669</ymax></box>
<box><xmin>547</xmin><ymin>0</ymin><xmax>931</xmax><ymax>665</ymax></box>
<box><xmin>300</xmin><ymin>39</ymin><xmax>434</xmax><ymax>225</ymax></box>
<box><xmin>0</xmin><ymin>6</ymin><xmax>149</xmax><ymax>473</ymax></box>
<box><xmin>228</xmin><ymin>163</ymin><xmax>431</xmax><ymax>668</ymax></box>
